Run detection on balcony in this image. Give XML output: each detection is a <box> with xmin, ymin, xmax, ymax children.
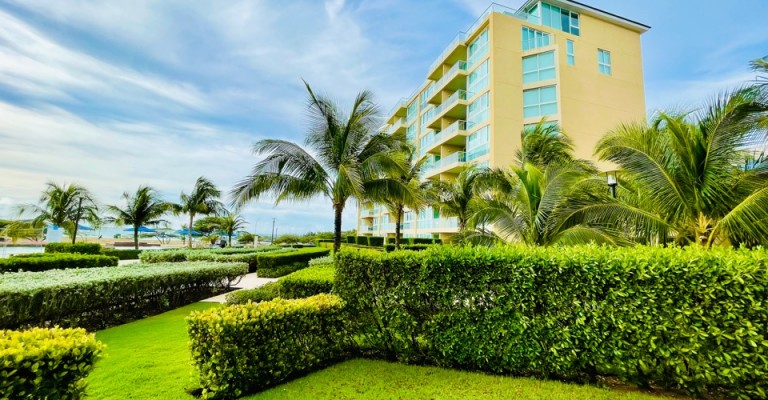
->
<box><xmin>426</xmin><ymin>90</ymin><xmax>468</xmax><ymax>129</ymax></box>
<box><xmin>423</xmin><ymin>151</ymin><xmax>467</xmax><ymax>178</ymax></box>
<box><xmin>417</xmin><ymin>217</ymin><xmax>459</xmax><ymax>231</ymax></box>
<box><xmin>423</xmin><ymin>120</ymin><xmax>468</xmax><ymax>155</ymax></box>
<box><xmin>427</xmin><ymin>61</ymin><xmax>468</xmax><ymax>104</ymax></box>
<box><xmin>387</xmin><ymin>117</ymin><xmax>406</xmax><ymax>135</ymax></box>
<box><xmin>387</xmin><ymin>98</ymin><xmax>408</xmax><ymax>124</ymax></box>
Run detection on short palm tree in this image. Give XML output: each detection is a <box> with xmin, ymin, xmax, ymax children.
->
<box><xmin>752</xmin><ymin>57</ymin><xmax>768</xmax><ymax>87</ymax></box>
<box><xmin>215</xmin><ymin>212</ymin><xmax>247</xmax><ymax>247</ymax></box>
<box><xmin>106</xmin><ymin>186</ymin><xmax>170</xmax><ymax>250</ymax></box>
<box><xmin>19</xmin><ymin>182</ymin><xmax>98</xmax><ymax>244</ymax></box>
<box><xmin>596</xmin><ymin>88</ymin><xmax>768</xmax><ymax>247</ymax></box>
<box><xmin>429</xmin><ymin>166</ymin><xmax>483</xmax><ymax>231</ymax></box>
<box><xmin>175</xmin><ymin>177</ymin><xmax>224</xmax><ymax>248</ymax></box>
<box><xmin>516</xmin><ymin>118</ymin><xmax>576</xmax><ymax>167</ymax></box>
<box><xmin>373</xmin><ymin>146</ymin><xmax>430</xmax><ymax>249</ymax></box>
<box><xmin>231</xmin><ymin>82</ymin><xmax>405</xmax><ymax>252</ymax></box>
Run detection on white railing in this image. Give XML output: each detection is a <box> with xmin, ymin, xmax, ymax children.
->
<box><xmin>424</xmin><ymin>151</ymin><xmax>467</xmax><ymax>174</ymax></box>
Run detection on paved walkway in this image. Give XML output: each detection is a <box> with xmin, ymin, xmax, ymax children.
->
<box><xmin>201</xmin><ymin>273</ymin><xmax>278</xmax><ymax>303</ymax></box>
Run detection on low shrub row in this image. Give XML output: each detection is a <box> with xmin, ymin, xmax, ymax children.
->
<box><xmin>384</xmin><ymin>244</ymin><xmax>432</xmax><ymax>252</ymax></box>
<box><xmin>188</xmin><ymin>294</ymin><xmax>346</xmax><ymax>399</ymax></box>
<box><xmin>346</xmin><ymin>236</ymin><xmax>442</xmax><ymax>248</ymax></box>
<box><xmin>45</xmin><ymin>242</ymin><xmax>103</xmax><ymax>255</ymax></box>
<box><xmin>0</xmin><ymin>262</ymin><xmax>247</xmax><ymax>330</ymax></box>
<box><xmin>335</xmin><ymin>245</ymin><xmax>768</xmax><ymax>399</ymax></box>
<box><xmin>226</xmin><ymin>281</ymin><xmax>282</xmax><ymax>304</ymax></box>
<box><xmin>257</xmin><ymin>247</ymin><xmax>330</xmax><ymax>277</ymax></box>
<box><xmin>0</xmin><ymin>253</ymin><xmax>118</xmax><ymax>272</ymax></box>
<box><xmin>227</xmin><ymin>263</ymin><xmax>336</xmax><ymax>305</ymax></box>
<box><xmin>101</xmin><ymin>249</ymin><xmax>142</xmax><ymax>260</ymax></box>
<box><xmin>1</xmin><ymin>327</ymin><xmax>104</xmax><ymax>399</ymax></box>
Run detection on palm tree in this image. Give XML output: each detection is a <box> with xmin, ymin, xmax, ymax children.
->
<box><xmin>595</xmin><ymin>88</ymin><xmax>768</xmax><ymax>247</ymax></box>
<box><xmin>19</xmin><ymin>182</ymin><xmax>98</xmax><ymax>244</ymax></box>
<box><xmin>231</xmin><ymin>82</ymin><xmax>406</xmax><ymax>252</ymax></box>
<box><xmin>752</xmin><ymin>57</ymin><xmax>768</xmax><ymax>87</ymax></box>
<box><xmin>428</xmin><ymin>166</ymin><xmax>483</xmax><ymax>231</ymax></box>
<box><xmin>373</xmin><ymin>146</ymin><xmax>430</xmax><ymax>249</ymax></box>
<box><xmin>105</xmin><ymin>186</ymin><xmax>170</xmax><ymax>250</ymax></box>
<box><xmin>515</xmin><ymin>118</ymin><xmax>576</xmax><ymax>167</ymax></box>
<box><xmin>174</xmin><ymin>177</ymin><xmax>224</xmax><ymax>248</ymax></box>
<box><xmin>215</xmin><ymin>211</ymin><xmax>247</xmax><ymax>247</ymax></box>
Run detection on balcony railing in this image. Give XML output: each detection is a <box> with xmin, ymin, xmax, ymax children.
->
<box><xmin>417</xmin><ymin>217</ymin><xmax>459</xmax><ymax>229</ymax></box>
<box><xmin>387</xmin><ymin>98</ymin><xmax>408</xmax><ymax>118</ymax></box>
<box><xmin>424</xmin><ymin>151</ymin><xmax>467</xmax><ymax>174</ymax></box>
<box><xmin>387</xmin><ymin>118</ymin><xmax>405</xmax><ymax>134</ymax></box>
<box><xmin>433</xmin><ymin>61</ymin><xmax>467</xmax><ymax>93</ymax></box>
<box><xmin>427</xmin><ymin>90</ymin><xmax>468</xmax><ymax>127</ymax></box>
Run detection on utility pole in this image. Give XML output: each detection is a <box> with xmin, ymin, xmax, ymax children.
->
<box><xmin>271</xmin><ymin>218</ymin><xmax>276</xmax><ymax>243</ymax></box>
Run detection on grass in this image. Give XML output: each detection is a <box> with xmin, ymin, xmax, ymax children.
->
<box><xmin>244</xmin><ymin>359</ymin><xmax>668</xmax><ymax>400</ymax></box>
<box><xmin>86</xmin><ymin>302</ymin><xmax>675</xmax><ymax>400</ymax></box>
<box><xmin>86</xmin><ymin>302</ymin><xmax>219</xmax><ymax>400</ymax></box>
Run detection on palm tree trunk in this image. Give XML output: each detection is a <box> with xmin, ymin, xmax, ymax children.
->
<box><xmin>228</xmin><ymin>233</ymin><xmax>233</xmax><ymax>247</ymax></box>
<box><xmin>71</xmin><ymin>198</ymin><xmax>83</xmax><ymax>244</ymax></box>
<box><xmin>395</xmin><ymin>205</ymin><xmax>403</xmax><ymax>250</ymax></box>
<box><xmin>188</xmin><ymin>214</ymin><xmax>194</xmax><ymax>248</ymax></box>
<box><xmin>134</xmin><ymin>226</ymin><xmax>139</xmax><ymax>250</ymax></box>
<box><xmin>333</xmin><ymin>203</ymin><xmax>343</xmax><ymax>253</ymax></box>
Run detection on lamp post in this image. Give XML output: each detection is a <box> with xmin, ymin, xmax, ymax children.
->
<box><xmin>606</xmin><ymin>171</ymin><xmax>618</xmax><ymax>198</ymax></box>
<box><xmin>271</xmin><ymin>218</ymin><xmax>276</xmax><ymax>244</ymax></box>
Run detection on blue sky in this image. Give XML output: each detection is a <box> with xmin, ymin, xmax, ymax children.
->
<box><xmin>0</xmin><ymin>0</ymin><xmax>766</xmax><ymax>234</ymax></box>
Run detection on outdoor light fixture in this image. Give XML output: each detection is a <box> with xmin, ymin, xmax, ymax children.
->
<box><xmin>606</xmin><ymin>171</ymin><xmax>618</xmax><ymax>198</ymax></box>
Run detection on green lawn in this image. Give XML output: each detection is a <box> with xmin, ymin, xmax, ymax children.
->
<box><xmin>87</xmin><ymin>302</ymin><xmax>673</xmax><ymax>400</ymax></box>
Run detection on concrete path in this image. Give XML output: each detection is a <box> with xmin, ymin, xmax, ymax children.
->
<box><xmin>201</xmin><ymin>273</ymin><xmax>278</xmax><ymax>303</ymax></box>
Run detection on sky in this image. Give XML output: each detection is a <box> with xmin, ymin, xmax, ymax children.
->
<box><xmin>0</xmin><ymin>0</ymin><xmax>766</xmax><ymax>234</ymax></box>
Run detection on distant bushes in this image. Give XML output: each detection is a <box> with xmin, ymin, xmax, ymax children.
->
<box><xmin>0</xmin><ymin>253</ymin><xmax>118</xmax><ymax>272</ymax></box>
<box><xmin>225</xmin><ymin>282</ymin><xmax>282</xmax><ymax>305</ymax></box>
<box><xmin>0</xmin><ymin>327</ymin><xmax>104</xmax><ymax>399</ymax></box>
<box><xmin>188</xmin><ymin>294</ymin><xmax>346</xmax><ymax>399</ymax></box>
<box><xmin>0</xmin><ymin>262</ymin><xmax>247</xmax><ymax>330</ymax></box>
<box><xmin>335</xmin><ymin>245</ymin><xmax>768</xmax><ymax>399</ymax></box>
<box><xmin>45</xmin><ymin>242</ymin><xmax>102</xmax><ymax>255</ymax></box>
<box><xmin>384</xmin><ymin>244</ymin><xmax>431</xmax><ymax>252</ymax></box>
<box><xmin>101</xmin><ymin>249</ymin><xmax>142</xmax><ymax>260</ymax></box>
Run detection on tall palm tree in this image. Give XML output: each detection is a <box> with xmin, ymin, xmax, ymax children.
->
<box><xmin>215</xmin><ymin>211</ymin><xmax>247</xmax><ymax>247</ymax></box>
<box><xmin>515</xmin><ymin>118</ymin><xmax>576</xmax><ymax>167</ymax></box>
<box><xmin>595</xmin><ymin>88</ymin><xmax>768</xmax><ymax>247</ymax></box>
<box><xmin>752</xmin><ymin>57</ymin><xmax>768</xmax><ymax>87</ymax></box>
<box><xmin>373</xmin><ymin>146</ymin><xmax>430</xmax><ymax>249</ymax></box>
<box><xmin>175</xmin><ymin>177</ymin><xmax>224</xmax><ymax>248</ymax></box>
<box><xmin>19</xmin><ymin>182</ymin><xmax>98</xmax><ymax>244</ymax></box>
<box><xmin>429</xmin><ymin>166</ymin><xmax>483</xmax><ymax>231</ymax></box>
<box><xmin>106</xmin><ymin>186</ymin><xmax>170</xmax><ymax>250</ymax></box>
<box><xmin>231</xmin><ymin>82</ymin><xmax>406</xmax><ymax>252</ymax></box>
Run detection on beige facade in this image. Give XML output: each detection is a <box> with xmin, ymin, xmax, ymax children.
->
<box><xmin>358</xmin><ymin>0</ymin><xmax>649</xmax><ymax>240</ymax></box>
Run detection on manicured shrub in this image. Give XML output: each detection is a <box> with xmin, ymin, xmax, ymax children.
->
<box><xmin>188</xmin><ymin>294</ymin><xmax>346</xmax><ymax>399</ymax></box>
<box><xmin>355</xmin><ymin>236</ymin><xmax>369</xmax><ymax>246</ymax></box>
<box><xmin>0</xmin><ymin>253</ymin><xmax>118</xmax><ymax>272</ymax></box>
<box><xmin>0</xmin><ymin>327</ymin><xmax>105</xmax><ymax>399</ymax></box>
<box><xmin>308</xmin><ymin>256</ymin><xmax>334</xmax><ymax>267</ymax></box>
<box><xmin>368</xmin><ymin>236</ymin><xmax>385</xmax><ymax>247</ymax></box>
<box><xmin>226</xmin><ymin>282</ymin><xmax>281</xmax><ymax>304</ymax></box>
<box><xmin>257</xmin><ymin>247</ymin><xmax>331</xmax><ymax>277</ymax></box>
<box><xmin>139</xmin><ymin>247</ymin><xmax>320</xmax><ymax>275</ymax></box>
<box><xmin>384</xmin><ymin>244</ymin><xmax>432</xmax><ymax>252</ymax></box>
<box><xmin>411</xmin><ymin>238</ymin><xmax>434</xmax><ymax>245</ymax></box>
<box><xmin>101</xmin><ymin>249</ymin><xmax>142</xmax><ymax>260</ymax></box>
<box><xmin>279</xmin><ymin>265</ymin><xmax>335</xmax><ymax>299</ymax></box>
<box><xmin>0</xmin><ymin>262</ymin><xmax>247</xmax><ymax>330</ymax></box>
<box><xmin>346</xmin><ymin>236</ymin><xmax>355</xmax><ymax>244</ymax></box>
<box><xmin>315</xmin><ymin>239</ymin><xmax>333</xmax><ymax>247</ymax></box>
<box><xmin>209</xmin><ymin>246</ymin><xmax>283</xmax><ymax>255</ymax></box>
<box><xmin>335</xmin><ymin>245</ymin><xmax>768</xmax><ymax>399</ymax></box>
<box><xmin>45</xmin><ymin>242</ymin><xmax>102</xmax><ymax>255</ymax></box>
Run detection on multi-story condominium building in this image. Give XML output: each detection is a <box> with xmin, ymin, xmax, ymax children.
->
<box><xmin>358</xmin><ymin>0</ymin><xmax>649</xmax><ymax>240</ymax></box>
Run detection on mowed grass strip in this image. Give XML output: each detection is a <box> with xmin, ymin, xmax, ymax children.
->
<box><xmin>245</xmin><ymin>359</ymin><xmax>671</xmax><ymax>400</ymax></box>
<box><xmin>86</xmin><ymin>302</ymin><xmax>219</xmax><ymax>400</ymax></box>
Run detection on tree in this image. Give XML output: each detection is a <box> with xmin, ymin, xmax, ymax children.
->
<box><xmin>595</xmin><ymin>88</ymin><xmax>768</xmax><ymax>247</ymax></box>
<box><xmin>1</xmin><ymin>220</ymin><xmax>41</xmax><ymax>243</ymax></box>
<box><xmin>105</xmin><ymin>186</ymin><xmax>170</xmax><ymax>250</ymax></box>
<box><xmin>515</xmin><ymin>118</ymin><xmax>576</xmax><ymax>167</ymax></box>
<box><xmin>752</xmin><ymin>56</ymin><xmax>768</xmax><ymax>87</ymax></box>
<box><xmin>428</xmin><ymin>166</ymin><xmax>483</xmax><ymax>231</ymax></box>
<box><xmin>215</xmin><ymin>212</ymin><xmax>247</xmax><ymax>247</ymax></box>
<box><xmin>231</xmin><ymin>82</ymin><xmax>406</xmax><ymax>252</ymax></box>
<box><xmin>174</xmin><ymin>177</ymin><xmax>224</xmax><ymax>248</ymax></box>
<box><xmin>19</xmin><ymin>182</ymin><xmax>98</xmax><ymax>244</ymax></box>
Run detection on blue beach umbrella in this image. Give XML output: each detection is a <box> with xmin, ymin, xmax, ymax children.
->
<box><xmin>78</xmin><ymin>224</ymin><xmax>94</xmax><ymax>231</ymax></box>
<box><xmin>123</xmin><ymin>226</ymin><xmax>157</xmax><ymax>233</ymax></box>
<box><xmin>175</xmin><ymin>229</ymin><xmax>202</xmax><ymax>236</ymax></box>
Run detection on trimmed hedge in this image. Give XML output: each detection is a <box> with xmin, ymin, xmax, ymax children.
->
<box><xmin>139</xmin><ymin>247</ymin><xmax>325</xmax><ymax>275</ymax></box>
<box><xmin>315</xmin><ymin>239</ymin><xmax>333</xmax><ymax>247</ymax></box>
<box><xmin>346</xmin><ymin>236</ymin><xmax>355</xmax><ymax>244</ymax></box>
<box><xmin>188</xmin><ymin>294</ymin><xmax>346</xmax><ymax>399</ymax></box>
<box><xmin>101</xmin><ymin>249</ymin><xmax>142</xmax><ymax>260</ymax></box>
<box><xmin>384</xmin><ymin>244</ymin><xmax>432</xmax><ymax>252</ymax></box>
<box><xmin>278</xmin><ymin>265</ymin><xmax>335</xmax><ymax>299</ymax></box>
<box><xmin>1</xmin><ymin>327</ymin><xmax>104</xmax><ymax>399</ymax></box>
<box><xmin>0</xmin><ymin>253</ymin><xmax>118</xmax><ymax>272</ymax></box>
<box><xmin>308</xmin><ymin>256</ymin><xmax>334</xmax><ymax>267</ymax></box>
<box><xmin>44</xmin><ymin>242</ymin><xmax>102</xmax><ymax>255</ymax></box>
<box><xmin>368</xmin><ymin>236</ymin><xmax>385</xmax><ymax>247</ymax></box>
<box><xmin>336</xmin><ymin>245</ymin><xmax>768</xmax><ymax>399</ymax></box>
<box><xmin>257</xmin><ymin>247</ymin><xmax>331</xmax><ymax>277</ymax></box>
<box><xmin>225</xmin><ymin>282</ymin><xmax>281</xmax><ymax>304</ymax></box>
<box><xmin>0</xmin><ymin>262</ymin><xmax>247</xmax><ymax>329</ymax></box>
<box><xmin>355</xmin><ymin>236</ymin><xmax>368</xmax><ymax>246</ymax></box>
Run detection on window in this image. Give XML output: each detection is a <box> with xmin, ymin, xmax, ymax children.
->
<box><xmin>566</xmin><ymin>40</ymin><xmax>575</xmax><ymax>65</ymax></box>
<box><xmin>467</xmin><ymin>92</ymin><xmax>490</xmax><ymax>128</ymax></box>
<box><xmin>421</xmin><ymin>108</ymin><xmax>434</xmax><ymax>130</ymax></box>
<box><xmin>467</xmin><ymin>60</ymin><xmax>489</xmax><ymax>94</ymax></box>
<box><xmin>522</xmin><ymin>51</ymin><xmax>556</xmax><ymax>83</ymax></box>
<box><xmin>523</xmin><ymin>86</ymin><xmax>558</xmax><ymax>118</ymax></box>
<box><xmin>541</xmin><ymin>2</ymin><xmax>579</xmax><ymax>35</ymax></box>
<box><xmin>419</xmin><ymin>88</ymin><xmax>431</xmax><ymax>110</ymax></box>
<box><xmin>406</xmin><ymin>102</ymin><xmax>418</xmax><ymax>122</ymax></box>
<box><xmin>598</xmin><ymin>49</ymin><xmax>612</xmax><ymax>75</ymax></box>
<box><xmin>522</xmin><ymin>27</ymin><xmax>551</xmax><ymax>51</ymax></box>
<box><xmin>467</xmin><ymin>126</ymin><xmax>490</xmax><ymax>161</ymax></box>
<box><xmin>468</xmin><ymin>28</ymin><xmax>489</xmax><ymax>67</ymax></box>
<box><xmin>406</xmin><ymin>124</ymin><xmax>417</xmax><ymax>143</ymax></box>
<box><xmin>419</xmin><ymin>134</ymin><xmax>433</xmax><ymax>156</ymax></box>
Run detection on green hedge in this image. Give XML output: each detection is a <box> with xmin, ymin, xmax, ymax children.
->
<box><xmin>225</xmin><ymin>282</ymin><xmax>281</xmax><ymax>304</ymax></box>
<box><xmin>277</xmin><ymin>265</ymin><xmax>335</xmax><ymax>299</ymax></box>
<box><xmin>0</xmin><ymin>262</ymin><xmax>247</xmax><ymax>330</ymax></box>
<box><xmin>1</xmin><ymin>327</ymin><xmax>104</xmax><ymax>399</ymax></box>
<box><xmin>188</xmin><ymin>294</ymin><xmax>346</xmax><ymax>399</ymax></box>
<box><xmin>336</xmin><ymin>245</ymin><xmax>768</xmax><ymax>399</ymax></box>
<box><xmin>139</xmin><ymin>247</ymin><xmax>313</xmax><ymax>275</ymax></box>
<box><xmin>0</xmin><ymin>254</ymin><xmax>118</xmax><ymax>272</ymax></box>
<box><xmin>257</xmin><ymin>247</ymin><xmax>331</xmax><ymax>277</ymax></box>
<box><xmin>315</xmin><ymin>239</ymin><xmax>333</xmax><ymax>247</ymax></box>
<box><xmin>44</xmin><ymin>242</ymin><xmax>102</xmax><ymax>255</ymax></box>
<box><xmin>346</xmin><ymin>236</ymin><xmax>355</xmax><ymax>244</ymax></box>
<box><xmin>384</xmin><ymin>244</ymin><xmax>432</xmax><ymax>252</ymax></box>
<box><xmin>355</xmin><ymin>236</ymin><xmax>368</xmax><ymax>246</ymax></box>
<box><xmin>368</xmin><ymin>236</ymin><xmax>384</xmax><ymax>247</ymax></box>
<box><xmin>101</xmin><ymin>249</ymin><xmax>142</xmax><ymax>260</ymax></box>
